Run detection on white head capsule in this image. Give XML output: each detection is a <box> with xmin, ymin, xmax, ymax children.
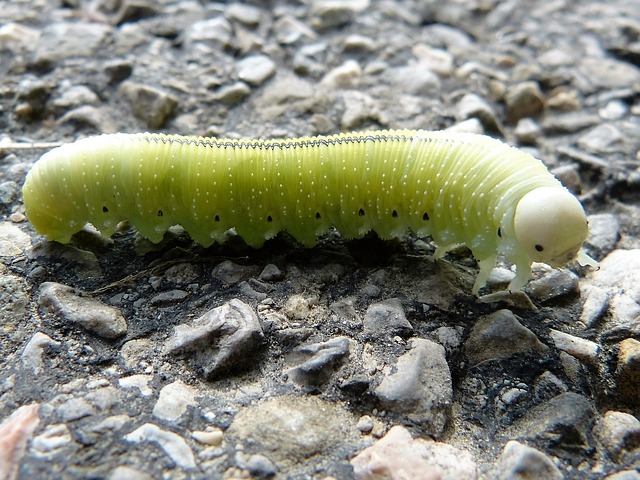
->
<box><xmin>514</xmin><ymin>186</ymin><xmax>590</xmax><ymax>267</ymax></box>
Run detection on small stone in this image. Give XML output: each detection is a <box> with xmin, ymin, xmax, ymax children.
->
<box><xmin>236</xmin><ymin>55</ymin><xmax>276</xmax><ymax>86</ymax></box>
<box><xmin>393</xmin><ymin>62</ymin><xmax>440</xmax><ymax>95</ymax></box>
<box><xmin>55</xmin><ymin>397</ymin><xmax>96</xmax><ymax>422</ymax></box>
<box><xmin>585</xmin><ymin>213</ymin><xmax>620</xmax><ymax>255</ymax></box>
<box><xmin>363</xmin><ymin>298</ymin><xmax>413</xmax><ymax>340</ymax></box>
<box><xmin>505</xmin><ymin>81</ymin><xmax>545</xmax><ymax>123</ymax></box>
<box><xmin>356</xmin><ymin>415</ymin><xmax>374</xmax><ymax>433</ymax></box>
<box><xmin>342</xmin><ymin>34</ymin><xmax>376</xmax><ymax>51</ymax></box>
<box><xmin>579</xmin><ymin>286</ymin><xmax>609</xmax><ymax>328</ymax></box>
<box><xmin>340</xmin><ymin>90</ymin><xmax>381</xmax><ymax>129</ymax></box>
<box><xmin>108</xmin><ymin>466</ymin><xmax>153</xmax><ymax>480</ymax></box>
<box><xmin>549</xmin><ymin>329</ymin><xmax>599</xmax><ymax>364</ymax></box>
<box><xmin>34</xmin><ymin>22</ymin><xmax>111</xmax><ymax>66</ymax></box>
<box><xmin>309</xmin><ymin>0</ymin><xmax>370</xmax><ymax>30</ymax></box>
<box><xmin>0</xmin><ymin>22</ymin><xmax>40</xmax><ymax>53</ymax></box>
<box><xmin>546</xmin><ymin>88</ymin><xmax>581</xmax><ymax>111</ymax></box>
<box><xmin>38</xmin><ymin>282</ymin><xmax>127</xmax><ymax>339</ymax></box>
<box><xmin>375</xmin><ymin>338</ymin><xmax>452</xmax><ymax>435</ymax></box>
<box><xmin>149</xmin><ymin>289</ymin><xmax>189</xmax><ymax>306</ymax></box>
<box><xmin>599</xmin><ymin>100</ymin><xmax>628</xmax><ymax>121</ymax></box>
<box><xmin>455</xmin><ymin>93</ymin><xmax>500</xmax><ymax>132</ymax></box>
<box><xmin>113</xmin><ymin>0</ymin><xmax>161</xmax><ymax>25</ymax></box>
<box><xmin>57</xmin><ymin>106</ymin><xmax>116</xmax><ymax>133</ymax></box>
<box><xmin>20</xmin><ymin>332</ymin><xmax>61</xmax><ymax>373</ymax></box>
<box><xmin>192</xmin><ymin>428</ymin><xmax>223</xmax><ymax>446</ymax></box>
<box><xmin>542</xmin><ymin>112</ymin><xmax>600</xmax><ymax>134</ymax></box>
<box><xmin>287</xmin><ymin>336</ymin><xmax>350</xmax><ymax>388</ymax></box>
<box><xmin>119</xmin><ymin>81</ymin><xmax>178</xmax><ymax>128</ymax></box>
<box><xmin>153</xmin><ymin>380</ymin><xmax>198</xmax><ymax>422</ymax></box>
<box><xmin>242</xmin><ymin>452</ymin><xmax>278</xmax><ymax>477</ymax></box>
<box><xmin>526</xmin><ymin>269</ymin><xmax>580</xmax><ymax>302</ymax></box>
<box><xmin>533</xmin><ymin>371</ymin><xmax>568</xmax><ymax>402</ymax></box>
<box><xmin>577</xmin><ymin>124</ymin><xmax>624</xmax><ymax>154</ymax></box>
<box><xmin>184</xmin><ymin>17</ymin><xmax>232</xmax><ymax>48</ymax></box>
<box><xmin>225</xmin><ymin>3</ymin><xmax>263</xmax><ymax>26</ymax></box>
<box><xmin>594</xmin><ymin>411</ymin><xmax>640</xmax><ymax>462</ymax></box>
<box><xmin>212</xmin><ymin>260</ymin><xmax>258</xmax><ymax>284</ymax></box>
<box><xmin>273</xmin><ymin>16</ymin><xmax>317</xmax><ymax>45</ymax></box>
<box><xmin>259</xmin><ymin>264</ymin><xmax>284</xmax><ymax>282</ymax></box>
<box><xmin>351</xmin><ymin>426</ymin><xmax>476</xmax><ymax>480</ymax></box>
<box><xmin>32</xmin><ymin>423</ymin><xmax>76</xmax><ymax>456</ymax></box>
<box><xmin>514</xmin><ymin>118</ymin><xmax>542</xmax><ymax>145</ymax></box>
<box><xmin>579</xmin><ymin>57</ymin><xmax>640</xmax><ymax>91</ymax></box>
<box><xmin>615</xmin><ymin>338</ymin><xmax>640</xmax><ymax>406</ymax></box>
<box><xmin>465</xmin><ymin>310</ymin><xmax>548</xmax><ymax>364</ymax></box>
<box><xmin>118</xmin><ymin>375</ymin><xmax>154</xmax><ymax>397</ymax></box>
<box><xmin>321</xmin><ymin>60</ymin><xmax>362</xmax><ymax>89</ymax></box>
<box><xmin>0</xmin><ymin>404</ymin><xmax>40</xmax><ymax>480</ymax></box>
<box><xmin>506</xmin><ymin>392</ymin><xmax>595</xmax><ymax>451</ymax></box>
<box><xmin>163</xmin><ymin>299</ymin><xmax>264</xmax><ymax>379</ymax></box>
<box><xmin>214</xmin><ymin>81</ymin><xmax>251</xmax><ymax>105</ymax></box>
<box><xmin>605</xmin><ymin>471</ymin><xmax>640</xmax><ymax>480</ymax></box>
<box><xmin>226</xmin><ymin>395</ymin><xmax>356</xmax><ymax>465</ymax></box>
<box><xmin>51</xmin><ymin>85</ymin><xmax>100</xmax><ymax>111</ymax></box>
<box><xmin>495</xmin><ymin>441</ymin><xmax>563</xmax><ymax>480</ymax></box>
<box><xmin>125</xmin><ymin>423</ymin><xmax>196</xmax><ymax>470</ymax></box>
<box><xmin>0</xmin><ymin>223</ymin><xmax>31</xmax><ymax>258</ymax></box>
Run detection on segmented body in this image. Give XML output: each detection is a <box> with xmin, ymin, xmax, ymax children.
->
<box><xmin>22</xmin><ymin>129</ymin><xmax>589</xmax><ymax>293</ymax></box>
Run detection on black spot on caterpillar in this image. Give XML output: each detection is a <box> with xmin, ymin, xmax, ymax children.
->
<box><xmin>22</xmin><ymin>129</ymin><xmax>597</xmax><ymax>294</ymax></box>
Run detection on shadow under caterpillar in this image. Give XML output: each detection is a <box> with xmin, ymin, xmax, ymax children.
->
<box><xmin>22</xmin><ymin>129</ymin><xmax>597</xmax><ymax>294</ymax></box>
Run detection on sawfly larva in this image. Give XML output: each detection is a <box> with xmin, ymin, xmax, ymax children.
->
<box><xmin>22</xmin><ymin>130</ymin><xmax>597</xmax><ymax>293</ymax></box>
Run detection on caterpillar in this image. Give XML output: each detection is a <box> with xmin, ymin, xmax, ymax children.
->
<box><xmin>22</xmin><ymin>130</ymin><xmax>597</xmax><ymax>294</ymax></box>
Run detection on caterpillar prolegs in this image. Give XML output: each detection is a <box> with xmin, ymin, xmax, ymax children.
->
<box><xmin>22</xmin><ymin>130</ymin><xmax>597</xmax><ymax>293</ymax></box>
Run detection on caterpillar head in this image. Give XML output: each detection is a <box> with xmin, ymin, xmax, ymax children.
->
<box><xmin>514</xmin><ymin>187</ymin><xmax>589</xmax><ymax>267</ymax></box>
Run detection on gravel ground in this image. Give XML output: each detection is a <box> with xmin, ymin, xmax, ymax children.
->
<box><xmin>1</xmin><ymin>0</ymin><xmax>640</xmax><ymax>479</ymax></box>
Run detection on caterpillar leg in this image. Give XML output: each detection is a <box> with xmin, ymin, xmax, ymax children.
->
<box><xmin>472</xmin><ymin>256</ymin><xmax>497</xmax><ymax>295</ymax></box>
<box><xmin>508</xmin><ymin>261</ymin><xmax>532</xmax><ymax>293</ymax></box>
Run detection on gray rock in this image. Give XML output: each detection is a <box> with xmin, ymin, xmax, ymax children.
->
<box><xmin>57</xmin><ymin>105</ymin><xmax>116</xmax><ymax>133</ymax></box>
<box><xmin>259</xmin><ymin>264</ymin><xmax>284</xmax><ymax>282</ymax></box>
<box><xmin>506</xmin><ymin>392</ymin><xmax>595</xmax><ymax>451</ymax></box>
<box><xmin>579</xmin><ymin>57</ymin><xmax>640</xmax><ymax>91</ymax></box>
<box><xmin>375</xmin><ymin>338</ymin><xmax>452</xmax><ymax>435</ymax></box>
<box><xmin>495</xmin><ymin>441</ymin><xmax>563</xmax><ymax>480</ymax></box>
<box><xmin>392</xmin><ymin>62</ymin><xmax>441</xmax><ymax>95</ymax></box>
<box><xmin>542</xmin><ymin>112</ymin><xmax>600</xmax><ymax>134</ymax></box>
<box><xmin>0</xmin><ymin>273</ymin><xmax>29</xmax><ymax>336</ymax></box>
<box><xmin>465</xmin><ymin>310</ymin><xmax>548</xmax><ymax>364</ymax></box>
<box><xmin>113</xmin><ymin>0</ymin><xmax>161</xmax><ymax>25</ymax></box>
<box><xmin>124</xmin><ymin>423</ymin><xmax>195</xmax><ymax>470</ymax></box>
<box><xmin>363</xmin><ymin>298</ymin><xmax>413</xmax><ymax>340</ymax></box>
<box><xmin>533</xmin><ymin>371</ymin><xmax>568</xmax><ymax>402</ymax></box>
<box><xmin>119</xmin><ymin>81</ymin><xmax>177</xmax><ymax>128</ymax></box>
<box><xmin>273</xmin><ymin>16</ymin><xmax>317</xmax><ymax>45</ymax></box>
<box><xmin>0</xmin><ymin>22</ymin><xmax>40</xmax><ymax>53</ymax></box>
<box><xmin>215</xmin><ymin>81</ymin><xmax>251</xmax><ymax>105</ymax></box>
<box><xmin>321</xmin><ymin>60</ymin><xmax>362</xmax><ymax>89</ymax></box>
<box><xmin>615</xmin><ymin>338</ymin><xmax>640</xmax><ymax>406</ymax></box>
<box><xmin>163</xmin><ymin>299</ymin><xmax>264</xmax><ymax>378</ymax></box>
<box><xmin>236</xmin><ymin>451</ymin><xmax>278</xmax><ymax>477</ymax></box>
<box><xmin>152</xmin><ymin>380</ymin><xmax>198</xmax><ymax>422</ymax></box>
<box><xmin>212</xmin><ymin>260</ymin><xmax>259</xmax><ymax>284</ymax></box>
<box><xmin>237</xmin><ymin>55</ymin><xmax>276</xmax><ymax>86</ymax></box>
<box><xmin>309</xmin><ymin>0</ymin><xmax>370</xmax><ymax>30</ymax></box>
<box><xmin>184</xmin><ymin>16</ymin><xmax>232</xmax><ymax>48</ymax></box>
<box><xmin>585</xmin><ymin>213</ymin><xmax>620</xmax><ymax>255</ymax></box>
<box><xmin>594</xmin><ymin>411</ymin><xmax>640</xmax><ymax>462</ymax></box>
<box><xmin>225</xmin><ymin>3</ymin><xmax>263</xmax><ymax>26</ymax></box>
<box><xmin>577</xmin><ymin>124</ymin><xmax>624</xmax><ymax>154</ymax></box>
<box><xmin>0</xmin><ymin>181</ymin><xmax>20</xmax><ymax>205</ymax></box>
<box><xmin>455</xmin><ymin>93</ymin><xmax>500</xmax><ymax>132</ymax></box>
<box><xmin>605</xmin><ymin>471</ymin><xmax>640</xmax><ymax>480</ymax></box>
<box><xmin>526</xmin><ymin>269</ymin><xmax>580</xmax><ymax>302</ymax></box>
<box><xmin>149</xmin><ymin>289</ymin><xmax>189</xmax><ymax>306</ymax></box>
<box><xmin>226</xmin><ymin>395</ymin><xmax>356</xmax><ymax>465</ymax></box>
<box><xmin>514</xmin><ymin>118</ymin><xmax>542</xmax><ymax>145</ymax></box>
<box><xmin>287</xmin><ymin>336</ymin><xmax>350</xmax><ymax>388</ymax></box>
<box><xmin>38</xmin><ymin>282</ymin><xmax>127</xmax><ymax>339</ymax></box>
<box><xmin>55</xmin><ymin>397</ymin><xmax>96</xmax><ymax>422</ymax></box>
<box><xmin>20</xmin><ymin>332</ymin><xmax>61</xmax><ymax>373</ymax></box>
<box><xmin>505</xmin><ymin>81</ymin><xmax>545</xmax><ymax>123</ymax></box>
<box><xmin>33</xmin><ymin>22</ymin><xmax>111</xmax><ymax>65</ymax></box>
<box><xmin>340</xmin><ymin>90</ymin><xmax>381</xmax><ymax>129</ymax></box>
<box><xmin>51</xmin><ymin>84</ymin><xmax>100</xmax><ymax>111</ymax></box>
<box><xmin>32</xmin><ymin>423</ymin><xmax>77</xmax><ymax>457</ymax></box>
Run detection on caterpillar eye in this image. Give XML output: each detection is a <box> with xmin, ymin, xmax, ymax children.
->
<box><xmin>497</xmin><ymin>227</ymin><xmax>502</xmax><ymax>238</ymax></box>
<box><xmin>267</xmin><ymin>215</ymin><xmax>273</xmax><ymax>223</ymax></box>
<box><xmin>392</xmin><ymin>210</ymin><xmax>398</xmax><ymax>218</ymax></box>
<box><xmin>535</xmin><ymin>244</ymin><xmax>544</xmax><ymax>252</ymax></box>
<box><xmin>102</xmin><ymin>206</ymin><xmax>109</xmax><ymax>213</ymax></box>
<box><xmin>157</xmin><ymin>210</ymin><xmax>163</xmax><ymax>217</ymax></box>
<box><xmin>214</xmin><ymin>215</ymin><xmax>220</xmax><ymax>222</ymax></box>
<box><xmin>315</xmin><ymin>212</ymin><xmax>321</xmax><ymax>220</ymax></box>
<box><xmin>358</xmin><ymin>208</ymin><xmax>365</xmax><ymax>217</ymax></box>
<box><xmin>422</xmin><ymin>212</ymin><xmax>429</xmax><ymax>221</ymax></box>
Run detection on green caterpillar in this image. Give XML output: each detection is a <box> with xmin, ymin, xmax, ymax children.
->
<box><xmin>22</xmin><ymin>130</ymin><xmax>596</xmax><ymax>293</ymax></box>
